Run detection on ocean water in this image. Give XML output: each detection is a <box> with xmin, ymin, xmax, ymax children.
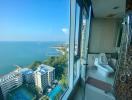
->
<box><xmin>0</xmin><ymin>41</ymin><xmax>62</xmax><ymax>75</ymax></box>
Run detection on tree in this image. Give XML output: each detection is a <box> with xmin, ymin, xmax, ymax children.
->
<box><xmin>29</xmin><ymin>61</ymin><xmax>42</xmax><ymax>70</ymax></box>
<box><xmin>59</xmin><ymin>74</ymin><xmax>68</xmax><ymax>88</ymax></box>
<box><xmin>43</xmin><ymin>54</ymin><xmax>68</xmax><ymax>80</ymax></box>
<box><xmin>32</xmin><ymin>95</ymin><xmax>36</xmax><ymax>100</ymax></box>
<box><xmin>39</xmin><ymin>95</ymin><xmax>49</xmax><ymax>100</ymax></box>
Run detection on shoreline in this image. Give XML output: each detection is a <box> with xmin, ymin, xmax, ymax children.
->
<box><xmin>0</xmin><ymin>43</ymin><xmax>66</xmax><ymax>76</ymax></box>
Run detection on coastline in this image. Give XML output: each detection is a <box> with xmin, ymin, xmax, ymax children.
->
<box><xmin>0</xmin><ymin>41</ymin><xmax>61</xmax><ymax>75</ymax></box>
<box><xmin>51</xmin><ymin>45</ymin><xmax>67</xmax><ymax>55</ymax></box>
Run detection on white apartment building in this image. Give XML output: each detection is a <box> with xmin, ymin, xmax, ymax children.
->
<box><xmin>0</xmin><ymin>70</ymin><xmax>23</xmax><ymax>99</ymax></box>
<box><xmin>39</xmin><ymin>64</ymin><xmax>55</xmax><ymax>86</ymax></box>
<box><xmin>34</xmin><ymin>67</ymin><xmax>48</xmax><ymax>93</ymax></box>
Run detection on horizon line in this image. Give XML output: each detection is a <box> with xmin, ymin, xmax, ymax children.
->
<box><xmin>0</xmin><ymin>40</ymin><xmax>68</xmax><ymax>42</ymax></box>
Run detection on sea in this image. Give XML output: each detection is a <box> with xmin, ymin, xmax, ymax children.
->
<box><xmin>0</xmin><ymin>41</ymin><xmax>63</xmax><ymax>75</ymax></box>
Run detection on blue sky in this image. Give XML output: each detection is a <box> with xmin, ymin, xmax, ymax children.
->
<box><xmin>0</xmin><ymin>0</ymin><xmax>69</xmax><ymax>41</ymax></box>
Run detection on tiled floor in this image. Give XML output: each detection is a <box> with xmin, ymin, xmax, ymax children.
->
<box><xmin>87</xmin><ymin>66</ymin><xmax>114</xmax><ymax>85</ymax></box>
<box><xmin>73</xmin><ymin>84</ymin><xmax>115</xmax><ymax>100</ymax></box>
<box><xmin>73</xmin><ymin>67</ymin><xmax>115</xmax><ymax>100</ymax></box>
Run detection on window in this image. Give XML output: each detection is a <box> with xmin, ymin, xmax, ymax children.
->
<box><xmin>74</xmin><ymin>2</ymin><xmax>81</xmax><ymax>81</ymax></box>
<box><xmin>75</xmin><ymin>3</ymin><xmax>80</xmax><ymax>56</ymax></box>
<box><xmin>62</xmin><ymin>1</ymin><xmax>92</xmax><ymax>99</ymax></box>
<box><xmin>0</xmin><ymin>0</ymin><xmax>69</xmax><ymax>100</ymax></box>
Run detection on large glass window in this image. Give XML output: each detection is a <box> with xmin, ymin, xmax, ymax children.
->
<box><xmin>75</xmin><ymin>3</ymin><xmax>80</xmax><ymax>56</ymax></box>
<box><xmin>74</xmin><ymin>2</ymin><xmax>81</xmax><ymax>81</ymax></box>
<box><xmin>0</xmin><ymin>0</ymin><xmax>69</xmax><ymax>100</ymax></box>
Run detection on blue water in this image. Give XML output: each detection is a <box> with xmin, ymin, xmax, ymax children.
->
<box><xmin>9</xmin><ymin>86</ymin><xmax>34</xmax><ymax>100</ymax></box>
<box><xmin>0</xmin><ymin>41</ymin><xmax>62</xmax><ymax>75</ymax></box>
<box><xmin>48</xmin><ymin>85</ymin><xmax>62</xmax><ymax>100</ymax></box>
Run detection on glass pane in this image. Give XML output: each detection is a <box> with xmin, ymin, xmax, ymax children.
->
<box><xmin>74</xmin><ymin>3</ymin><xmax>80</xmax><ymax>81</ymax></box>
<box><xmin>0</xmin><ymin>0</ymin><xmax>69</xmax><ymax>100</ymax></box>
<box><xmin>80</xmin><ymin>8</ymin><xmax>88</xmax><ymax>81</ymax></box>
<box><xmin>75</xmin><ymin>4</ymin><xmax>80</xmax><ymax>56</ymax></box>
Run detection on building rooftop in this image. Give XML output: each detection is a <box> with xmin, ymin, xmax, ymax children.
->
<box><xmin>25</xmin><ymin>70</ymin><xmax>33</xmax><ymax>75</ymax></box>
<box><xmin>20</xmin><ymin>68</ymin><xmax>34</xmax><ymax>75</ymax></box>
<box><xmin>35</xmin><ymin>67</ymin><xmax>47</xmax><ymax>75</ymax></box>
<box><xmin>39</xmin><ymin>69</ymin><xmax>47</xmax><ymax>74</ymax></box>
<box><xmin>39</xmin><ymin>64</ymin><xmax>55</xmax><ymax>72</ymax></box>
<box><xmin>35</xmin><ymin>64</ymin><xmax>54</xmax><ymax>75</ymax></box>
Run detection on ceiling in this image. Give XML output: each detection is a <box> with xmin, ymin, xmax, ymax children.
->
<box><xmin>91</xmin><ymin>0</ymin><xmax>126</xmax><ymax>18</ymax></box>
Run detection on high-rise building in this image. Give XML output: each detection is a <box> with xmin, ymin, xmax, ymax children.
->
<box><xmin>34</xmin><ymin>64</ymin><xmax>55</xmax><ymax>93</ymax></box>
<box><xmin>20</xmin><ymin>68</ymin><xmax>34</xmax><ymax>84</ymax></box>
<box><xmin>39</xmin><ymin>64</ymin><xmax>55</xmax><ymax>86</ymax></box>
<box><xmin>0</xmin><ymin>70</ymin><xmax>23</xmax><ymax>99</ymax></box>
<box><xmin>0</xmin><ymin>87</ymin><xmax>4</xmax><ymax>100</ymax></box>
<box><xmin>34</xmin><ymin>67</ymin><xmax>48</xmax><ymax>93</ymax></box>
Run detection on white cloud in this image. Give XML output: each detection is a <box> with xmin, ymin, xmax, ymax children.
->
<box><xmin>62</xmin><ymin>28</ymin><xmax>69</xmax><ymax>35</ymax></box>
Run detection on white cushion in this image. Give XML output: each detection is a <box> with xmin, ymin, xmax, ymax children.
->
<box><xmin>98</xmin><ymin>53</ymin><xmax>108</xmax><ymax>65</ymax></box>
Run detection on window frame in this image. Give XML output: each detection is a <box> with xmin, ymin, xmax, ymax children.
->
<box><xmin>73</xmin><ymin>2</ymin><xmax>81</xmax><ymax>84</ymax></box>
<box><xmin>61</xmin><ymin>0</ymin><xmax>76</xmax><ymax>99</ymax></box>
<box><xmin>61</xmin><ymin>0</ymin><xmax>92</xmax><ymax>100</ymax></box>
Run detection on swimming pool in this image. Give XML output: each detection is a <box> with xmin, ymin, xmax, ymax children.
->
<box><xmin>48</xmin><ymin>85</ymin><xmax>62</xmax><ymax>100</ymax></box>
<box><xmin>8</xmin><ymin>86</ymin><xmax>34</xmax><ymax>100</ymax></box>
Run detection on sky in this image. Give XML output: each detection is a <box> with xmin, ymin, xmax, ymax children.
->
<box><xmin>0</xmin><ymin>0</ymin><xmax>69</xmax><ymax>41</ymax></box>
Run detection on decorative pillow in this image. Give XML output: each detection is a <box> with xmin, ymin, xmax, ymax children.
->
<box><xmin>98</xmin><ymin>53</ymin><xmax>108</xmax><ymax>65</ymax></box>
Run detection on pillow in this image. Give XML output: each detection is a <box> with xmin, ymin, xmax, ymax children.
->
<box><xmin>98</xmin><ymin>53</ymin><xmax>108</xmax><ymax>65</ymax></box>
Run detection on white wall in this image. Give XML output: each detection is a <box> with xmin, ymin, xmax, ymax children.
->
<box><xmin>89</xmin><ymin>18</ymin><xmax>121</xmax><ymax>53</ymax></box>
